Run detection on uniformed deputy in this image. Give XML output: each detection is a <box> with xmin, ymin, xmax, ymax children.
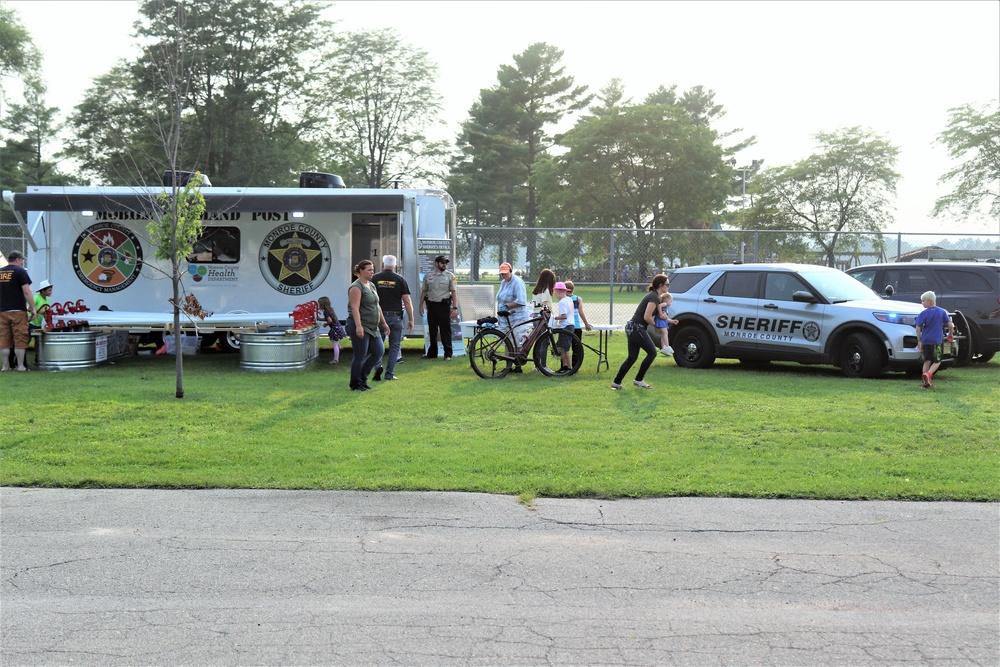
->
<box><xmin>419</xmin><ymin>255</ymin><xmax>459</xmax><ymax>359</ymax></box>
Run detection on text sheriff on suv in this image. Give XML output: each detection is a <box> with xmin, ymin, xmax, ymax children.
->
<box><xmin>665</xmin><ymin>263</ymin><xmax>957</xmax><ymax>378</ymax></box>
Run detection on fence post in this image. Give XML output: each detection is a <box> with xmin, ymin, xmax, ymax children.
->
<box><xmin>895</xmin><ymin>232</ymin><xmax>901</xmax><ymax>262</ymax></box>
<box><xmin>753</xmin><ymin>231</ymin><xmax>759</xmax><ymax>263</ymax></box>
<box><xmin>609</xmin><ymin>230</ymin><xmax>615</xmax><ymax>325</ymax></box>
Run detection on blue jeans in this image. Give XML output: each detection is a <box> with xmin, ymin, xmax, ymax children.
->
<box><xmin>346</xmin><ymin>322</ymin><xmax>384</xmax><ymax>389</ymax></box>
<box><xmin>378</xmin><ymin>312</ymin><xmax>404</xmax><ymax>378</ymax></box>
<box><xmin>613</xmin><ymin>322</ymin><xmax>657</xmax><ymax>384</ymax></box>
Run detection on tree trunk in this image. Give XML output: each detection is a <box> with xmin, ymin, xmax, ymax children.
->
<box><xmin>173</xmin><ymin>261</ymin><xmax>184</xmax><ymax>399</ymax></box>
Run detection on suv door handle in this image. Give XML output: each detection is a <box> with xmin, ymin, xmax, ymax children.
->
<box><xmin>763</xmin><ymin>303</ymin><xmax>779</xmax><ymax>309</ymax></box>
<box><xmin>704</xmin><ymin>298</ymin><xmax>717</xmax><ymax>303</ymax></box>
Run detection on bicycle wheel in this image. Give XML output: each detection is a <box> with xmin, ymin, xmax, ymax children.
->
<box><xmin>534</xmin><ymin>330</ymin><xmax>583</xmax><ymax>377</ymax></box>
<box><xmin>468</xmin><ymin>329</ymin><xmax>514</xmax><ymax>379</ymax></box>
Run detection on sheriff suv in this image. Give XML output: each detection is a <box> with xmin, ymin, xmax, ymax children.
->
<box><xmin>845</xmin><ymin>261</ymin><xmax>999</xmax><ymax>364</ymax></box>
<box><xmin>666</xmin><ymin>263</ymin><xmax>956</xmax><ymax>378</ymax></box>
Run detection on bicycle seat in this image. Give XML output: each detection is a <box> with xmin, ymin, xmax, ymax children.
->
<box><xmin>478</xmin><ymin>316</ymin><xmax>499</xmax><ymax>325</ymax></box>
<box><xmin>496</xmin><ymin>310</ymin><xmax>510</xmax><ymax>318</ymax></box>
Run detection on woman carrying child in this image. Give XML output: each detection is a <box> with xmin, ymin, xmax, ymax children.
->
<box><xmin>611</xmin><ymin>274</ymin><xmax>669</xmax><ymax>390</ymax></box>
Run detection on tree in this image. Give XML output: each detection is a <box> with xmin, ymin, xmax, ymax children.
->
<box><xmin>747</xmin><ymin>127</ymin><xmax>900</xmax><ymax>267</ymax></box>
<box><xmin>140</xmin><ymin>0</ymin><xmax>209</xmax><ymax>399</ymax></box>
<box><xmin>449</xmin><ymin>43</ymin><xmax>591</xmax><ymax>270</ymax></box>
<box><xmin>149</xmin><ymin>173</ymin><xmax>206</xmax><ymax>399</ymax></box>
<box><xmin>0</xmin><ymin>3</ymin><xmax>69</xmax><ymax>231</ymax></box>
<box><xmin>0</xmin><ymin>2</ymin><xmax>37</xmax><ymax>79</ymax></box>
<box><xmin>932</xmin><ymin>100</ymin><xmax>1000</xmax><ymax>222</ymax></box>
<box><xmin>535</xmin><ymin>88</ymin><xmax>737</xmax><ymax>268</ymax></box>
<box><xmin>0</xmin><ymin>71</ymin><xmax>73</xmax><ymax>191</ymax></box>
<box><xmin>65</xmin><ymin>0</ymin><xmax>329</xmax><ymax>186</ymax></box>
<box><xmin>319</xmin><ymin>28</ymin><xmax>448</xmax><ymax>188</ymax></box>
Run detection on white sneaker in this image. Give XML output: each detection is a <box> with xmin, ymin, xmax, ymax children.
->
<box><xmin>659</xmin><ymin>347</ymin><xmax>669</xmax><ymax>355</ymax></box>
<box><xmin>633</xmin><ymin>380</ymin><xmax>652</xmax><ymax>389</ymax></box>
<box><xmin>664</xmin><ymin>346</ymin><xmax>674</xmax><ymax>355</ymax></box>
<box><xmin>610</xmin><ymin>382</ymin><xmax>622</xmax><ymax>390</ymax></box>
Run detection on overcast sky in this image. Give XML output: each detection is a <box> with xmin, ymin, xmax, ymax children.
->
<box><xmin>6</xmin><ymin>0</ymin><xmax>1000</xmax><ymax>235</ymax></box>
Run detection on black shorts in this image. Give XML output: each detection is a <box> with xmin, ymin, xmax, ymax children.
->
<box><xmin>921</xmin><ymin>344</ymin><xmax>943</xmax><ymax>363</ymax></box>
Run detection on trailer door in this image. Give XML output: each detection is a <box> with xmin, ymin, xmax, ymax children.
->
<box><xmin>351</xmin><ymin>214</ymin><xmax>398</xmax><ymax>267</ymax></box>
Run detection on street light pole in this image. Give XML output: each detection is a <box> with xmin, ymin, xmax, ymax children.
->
<box><xmin>737</xmin><ymin>159</ymin><xmax>763</xmax><ymax>209</ymax></box>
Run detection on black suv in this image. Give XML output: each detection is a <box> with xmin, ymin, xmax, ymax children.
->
<box><xmin>845</xmin><ymin>262</ymin><xmax>1000</xmax><ymax>363</ymax></box>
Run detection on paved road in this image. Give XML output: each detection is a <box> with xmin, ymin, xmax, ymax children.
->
<box><xmin>2</xmin><ymin>489</ymin><xmax>997</xmax><ymax>666</ymax></box>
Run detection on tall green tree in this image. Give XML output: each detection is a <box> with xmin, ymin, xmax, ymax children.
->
<box><xmin>536</xmin><ymin>97</ymin><xmax>732</xmax><ymax>268</ymax></box>
<box><xmin>450</xmin><ymin>43</ymin><xmax>591</xmax><ymax>269</ymax></box>
<box><xmin>932</xmin><ymin>100</ymin><xmax>1000</xmax><ymax>222</ymax></box>
<box><xmin>0</xmin><ymin>2</ymin><xmax>37</xmax><ymax>79</ymax></box>
<box><xmin>319</xmin><ymin>28</ymin><xmax>447</xmax><ymax>188</ymax></box>
<box><xmin>0</xmin><ymin>3</ymin><xmax>69</xmax><ymax>232</ymax></box>
<box><xmin>747</xmin><ymin>127</ymin><xmax>900</xmax><ymax>267</ymax></box>
<box><xmin>65</xmin><ymin>0</ymin><xmax>329</xmax><ymax>186</ymax></box>
<box><xmin>0</xmin><ymin>71</ymin><xmax>72</xmax><ymax>190</ymax></box>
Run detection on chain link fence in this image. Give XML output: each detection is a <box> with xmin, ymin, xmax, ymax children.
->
<box><xmin>5</xmin><ymin>220</ymin><xmax>997</xmax><ymax>322</ymax></box>
<box><xmin>458</xmin><ymin>226</ymin><xmax>1000</xmax><ymax>282</ymax></box>
<box><xmin>1</xmin><ymin>220</ymin><xmax>28</xmax><ymax>262</ymax></box>
<box><xmin>457</xmin><ymin>226</ymin><xmax>1000</xmax><ymax>323</ymax></box>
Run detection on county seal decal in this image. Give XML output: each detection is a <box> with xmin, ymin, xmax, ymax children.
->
<box><xmin>72</xmin><ymin>222</ymin><xmax>143</xmax><ymax>293</ymax></box>
<box><xmin>803</xmin><ymin>321</ymin><xmax>821</xmax><ymax>342</ymax></box>
<box><xmin>258</xmin><ymin>223</ymin><xmax>331</xmax><ymax>295</ymax></box>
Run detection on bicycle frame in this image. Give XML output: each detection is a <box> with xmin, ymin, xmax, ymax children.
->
<box><xmin>498</xmin><ymin>306</ymin><xmax>551</xmax><ymax>365</ymax></box>
<box><xmin>468</xmin><ymin>305</ymin><xmax>584</xmax><ymax>379</ymax></box>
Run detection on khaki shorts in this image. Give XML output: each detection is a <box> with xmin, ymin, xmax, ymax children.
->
<box><xmin>0</xmin><ymin>311</ymin><xmax>30</xmax><ymax>349</ymax></box>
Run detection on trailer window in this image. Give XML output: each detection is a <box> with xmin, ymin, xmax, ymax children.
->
<box><xmin>188</xmin><ymin>227</ymin><xmax>240</xmax><ymax>263</ymax></box>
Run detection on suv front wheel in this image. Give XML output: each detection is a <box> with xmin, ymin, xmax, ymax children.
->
<box><xmin>840</xmin><ymin>332</ymin><xmax>884</xmax><ymax>378</ymax></box>
<box><xmin>672</xmin><ymin>325</ymin><xmax>716</xmax><ymax>369</ymax></box>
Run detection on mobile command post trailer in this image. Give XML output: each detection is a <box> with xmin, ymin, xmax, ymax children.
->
<box><xmin>4</xmin><ymin>174</ymin><xmax>456</xmax><ymax>350</ymax></box>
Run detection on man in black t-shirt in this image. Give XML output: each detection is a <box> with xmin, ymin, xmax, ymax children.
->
<box><xmin>371</xmin><ymin>255</ymin><xmax>414</xmax><ymax>381</ymax></box>
<box><xmin>1</xmin><ymin>251</ymin><xmax>37</xmax><ymax>372</ymax></box>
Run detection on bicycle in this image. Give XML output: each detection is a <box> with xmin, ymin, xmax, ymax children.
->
<box><xmin>467</xmin><ymin>304</ymin><xmax>584</xmax><ymax>379</ymax></box>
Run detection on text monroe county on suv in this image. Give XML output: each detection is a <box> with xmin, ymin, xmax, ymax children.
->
<box><xmin>664</xmin><ymin>263</ymin><xmax>957</xmax><ymax>378</ymax></box>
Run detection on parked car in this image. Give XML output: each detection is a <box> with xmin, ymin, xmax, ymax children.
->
<box><xmin>665</xmin><ymin>263</ymin><xmax>958</xmax><ymax>378</ymax></box>
<box><xmin>845</xmin><ymin>261</ymin><xmax>999</xmax><ymax>363</ymax></box>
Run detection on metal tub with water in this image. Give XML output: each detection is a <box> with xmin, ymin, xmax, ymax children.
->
<box><xmin>239</xmin><ymin>326</ymin><xmax>320</xmax><ymax>371</ymax></box>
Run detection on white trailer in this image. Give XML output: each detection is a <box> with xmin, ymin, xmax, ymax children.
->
<box><xmin>3</xmin><ymin>174</ymin><xmax>456</xmax><ymax>350</ymax></box>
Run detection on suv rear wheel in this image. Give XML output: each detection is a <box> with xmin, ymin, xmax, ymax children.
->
<box><xmin>841</xmin><ymin>332</ymin><xmax>884</xmax><ymax>378</ymax></box>
<box><xmin>672</xmin><ymin>325</ymin><xmax>716</xmax><ymax>369</ymax></box>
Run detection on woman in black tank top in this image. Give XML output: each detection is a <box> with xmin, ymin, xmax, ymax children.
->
<box><xmin>612</xmin><ymin>274</ymin><xmax>669</xmax><ymax>390</ymax></box>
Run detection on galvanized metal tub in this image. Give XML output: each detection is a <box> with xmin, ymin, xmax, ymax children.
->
<box><xmin>37</xmin><ymin>330</ymin><xmax>99</xmax><ymax>371</ymax></box>
<box><xmin>239</xmin><ymin>327</ymin><xmax>319</xmax><ymax>371</ymax></box>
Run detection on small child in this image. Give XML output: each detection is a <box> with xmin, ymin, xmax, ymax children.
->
<box><xmin>317</xmin><ymin>296</ymin><xmax>347</xmax><ymax>364</ymax></box>
<box><xmin>655</xmin><ymin>292</ymin><xmax>679</xmax><ymax>355</ymax></box>
<box><xmin>914</xmin><ymin>290</ymin><xmax>954</xmax><ymax>388</ymax></box>
<box><xmin>549</xmin><ymin>282</ymin><xmax>575</xmax><ymax>371</ymax></box>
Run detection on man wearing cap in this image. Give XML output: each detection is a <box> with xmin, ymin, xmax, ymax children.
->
<box><xmin>0</xmin><ymin>251</ymin><xmax>37</xmax><ymax>372</ymax></box>
<box><xmin>371</xmin><ymin>255</ymin><xmax>413</xmax><ymax>381</ymax></box>
<box><xmin>29</xmin><ymin>279</ymin><xmax>53</xmax><ymax>364</ymax></box>
<box><xmin>419</xmin><ymin>255</ymin><xmax>459</xmax><ymax>359</ymax></box>
<box><xmin>496</xmin><ymin>262</ymin><xmax>528</xmax><ymax>328</ymax></box>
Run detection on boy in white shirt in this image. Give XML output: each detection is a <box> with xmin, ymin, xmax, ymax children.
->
<box><xmin>549</xmin><ymin>282</ymin><xmax>575</xmax><ymax>371</ymax></box>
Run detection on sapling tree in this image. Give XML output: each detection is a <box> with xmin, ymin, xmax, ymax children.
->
<box><xmin>148</xmin><ymin>171</ymin><xmax>206</xmax><ymax>398</ymax></box>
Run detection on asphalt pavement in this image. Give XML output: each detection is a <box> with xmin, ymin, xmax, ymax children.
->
<box><xmin>1</xmin><ymin>488</ymin><xmax>997</xmax><ymax>666</ymax></box>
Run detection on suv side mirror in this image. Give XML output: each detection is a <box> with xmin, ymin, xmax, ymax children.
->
<box><xmin>792</xmin><ymin>290</ymin><xmax>819</xmax><ymax>304</ymax></box>
<box><xmin>884</xmin><ymin>285</ymin><xmax>894</xmax><ymax>297</ymax></box>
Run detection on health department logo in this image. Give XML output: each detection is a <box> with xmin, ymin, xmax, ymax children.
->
<box><xmin>258</xmin><ymin>223</ymin><xmax>331</xmax><ymax>295</ymax></box>
<box><xmin>803</xmin><ymin>321</ymin><xmax>821</xmax><ymax>342</ymax></box>
<box><xmin>188</xmin><ymin>264</ymin><xmax>208</xmax><ymax>282</ymax></box>
<box><xmin>72</xmin><ymin>222</ymin><xmax>143</xmax><ymax>293</ymax></box>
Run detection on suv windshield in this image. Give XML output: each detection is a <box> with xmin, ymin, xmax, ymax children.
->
<box><xmin>796</xmin><ymin>268</ymin><xmax>880</xmax><ymax>303</ymax></box>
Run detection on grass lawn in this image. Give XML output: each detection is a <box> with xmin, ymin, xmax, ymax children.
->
<box><xmin>2</xmin><ymin>334</ymin><xmax>997</xmax><ymax>501</ymax></box>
